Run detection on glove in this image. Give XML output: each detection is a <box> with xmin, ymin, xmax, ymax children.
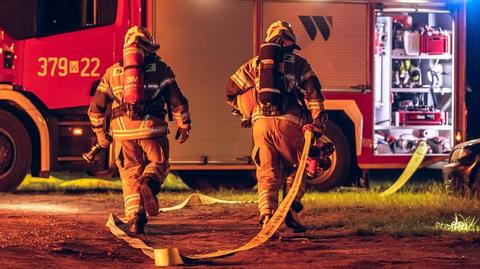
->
<box><xmin>175</xmin><ymin>126</ymin><xmax>190</xmax><ymax>144</ymax></box>
<box><xmin>305</xmin><ymin>111</ymin><xmax>328</xmax><ymax>138</ymax></box>
<box><xmin>95</xmin><ymin>130</ymin><xmax>112</xmax><ymax>148</ymax></box>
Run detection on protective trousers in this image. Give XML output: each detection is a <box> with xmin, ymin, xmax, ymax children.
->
<box><xmin>252</xmin><ymin>118</ymin><xmax>306</xmax><ymax>217</ymax></box>
<box><xmin>115</xmin><ymin>136</ymin><xmax>169</xmax><ymax>220</ymax></box>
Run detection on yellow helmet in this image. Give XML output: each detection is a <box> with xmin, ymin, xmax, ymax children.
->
<box><xmin>124</xmin><ymin>26</ymin><xmax>159</xmax><ymax>53</ymax></box>
<box><xmin>265</xmin><ymin>20</ymin><xmax>301</xmax><ymax>50</ymax></box>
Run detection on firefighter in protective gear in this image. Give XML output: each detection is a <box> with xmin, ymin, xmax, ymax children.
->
<box><xmin>225</xmin><ymin>20</ymin><xmax>327</xmax><ymax>233</ymax></box>
<box><xmin>88</xmin><ymin>26</ymin><xmax>191</xmax><ymax>235</ymax></box>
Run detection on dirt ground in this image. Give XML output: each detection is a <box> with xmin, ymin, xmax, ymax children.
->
<box><xmin>1</xmin><ymin>193</ymin><xmax>479</xmax><ymax>269</ymax></box>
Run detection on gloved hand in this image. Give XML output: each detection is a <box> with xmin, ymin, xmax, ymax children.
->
<box><xmin>304</xmin><ymin>111</ymin><xmax>328</xmax><ymax>138</ymax></box>
<box><xmin>175</xmin><ymin>126</ymin><xmax>190</xmax><ymax>144</ymax></box>
<box><xmin>95</xmin><ymin>130</ymin><xmax>112</xmax><ymax>148</ymax></box>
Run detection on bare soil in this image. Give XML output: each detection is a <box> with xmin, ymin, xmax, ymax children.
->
<box><xmin>0</xmin><ymin>193</ymin><xmax>479</xmax><ymax>269</ymax></box>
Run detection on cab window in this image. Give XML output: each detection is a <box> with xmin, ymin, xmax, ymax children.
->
<box><xmin>0</xmin><ymin>0</ymin><xmax>117</xmax><ymax>39</ymax></box>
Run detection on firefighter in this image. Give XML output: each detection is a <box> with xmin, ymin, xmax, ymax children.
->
<box><xmin>225</xmin><ymin>21</ymin><xmax>327</xmax><ymax>232</ymax></box>
<box><xmin>88</xmin><ymin>26</ymin><xmax>191</xmax><ymax>235</ymax></box>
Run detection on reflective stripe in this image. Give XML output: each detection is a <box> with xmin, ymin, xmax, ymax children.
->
<box><xmin>123</xmin><ymin>47</ymin><xmax>144</xmax><ymax>57</ymax></box>
<box><xmin>112</xmin><ymin>126</ymin><xmax>168</xmax><ymax>139</ymax></box>
<box><xmin>258</xmin><ymin>88</ymin><xmax>281</xmax><ymax>94</ymax></box>
<box><xmin>125</xmin><ymin>194</ymin><xmax>141</xmax><ymax>203</ymax></box>
<box><xmin>261</xmin><ymin>59</ymin><xmax>274</xmax><ymax>65</ymax></box>
<box><xmin>140</xmin><ymin>115</ymin><xmax>150</xmax><ymax>129</ymax></box>
<box><xmin>97</xmin><ymin>83</ymin><xmax>109</xmax><ymax>93</ymax></box>
<box><xmin>251</xmin><ymin>112</ymin><xmax>303</xmax><ymax>126</ymax></box>
<box><xmin>231</xmin><ymin>73</ymin><xmax>248</xmax><ymax>89</ymax></box>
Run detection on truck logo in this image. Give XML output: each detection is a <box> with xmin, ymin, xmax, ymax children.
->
<box><xmin>299</xmin><ymin>16</ymin><xmax>333</xmax><ymax>41</ymax></box>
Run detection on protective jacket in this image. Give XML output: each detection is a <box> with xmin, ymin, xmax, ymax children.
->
<box><xmin>88</xmin><ymin>56</ymin><xmax>190</xmax><ymax>140</ymax></box>
<box><xmin>225</xmin><ymin>52</ymin><xmax>326</xmax><ymax>126</ymax></box>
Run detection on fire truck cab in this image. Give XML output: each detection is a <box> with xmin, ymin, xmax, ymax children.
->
<box><xmin>0</xmin><ymin>0</ymin><xmax>467</xmax><ymax>191</ymax></box>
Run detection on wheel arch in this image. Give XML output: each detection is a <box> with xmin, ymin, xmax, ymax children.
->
<box><xmin>0</xmin><ymin>84</ymin><xmax>57</xmax><ymax>177</ymax></box>
<box><xmin>324</xmin><ymin>100</ymin><xmax>363</xmax><ymax>157</ymax></box>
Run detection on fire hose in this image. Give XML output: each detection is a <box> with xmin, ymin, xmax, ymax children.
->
<box><xmin>106</xmin><ymin>129</ymin><xmax>314</xmax><ymax>266</ymax></box>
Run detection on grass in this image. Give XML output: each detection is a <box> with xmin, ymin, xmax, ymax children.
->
<box><xmin>14</xmin><ymin>171</ymin><xmax>480</xmax><ymax>238</ymax></box>
<box><xmin>17</xmin><ymin>172</ymin><xmax>190</xmax><ymax>192</ymax></box>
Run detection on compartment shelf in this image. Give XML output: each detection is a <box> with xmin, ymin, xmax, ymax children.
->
<box><xmin>391</xmin><ymin>87</ymin><xmax>452</xmax><ymax>93</ymax></box>
<box><xmin>392</xmin><ymin>54</ymin><xmax>452</xmax><ymax>60</ymax></box>
<box><xmin>374</xmin><ymin>125</ymin><xmax>452</xmax><ymax>130</ymax></box>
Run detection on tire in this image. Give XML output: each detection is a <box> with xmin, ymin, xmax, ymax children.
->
<box><xmin>306</xmin><ymin>121</ymin><xmax>351</xmax><ymax>191</ymax></box>
<box><xmin>0</xmin><ymin>110</ymin><xmax>32</xmax><ymax>191</ymax></box>
<box><xmin>176</xmin><ymin>170</ymin><xmax>257</xmax><ymax>191</ymax></box>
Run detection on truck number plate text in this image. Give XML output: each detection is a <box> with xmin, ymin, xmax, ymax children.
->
<box><xmin>37</xmin><ymin>57</ymin><xmax>101</xmax><ymax>77</ymax></box>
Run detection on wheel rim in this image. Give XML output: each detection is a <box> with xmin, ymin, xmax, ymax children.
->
<box><xmin>0</xmin><ymin>131</ymin><xmax>14</xmax><ymax>176</ymax></box>
<box><xmin>305</xmin><ymin>135</ymin><xmax>338</xmax><ymax>185</ymax></box>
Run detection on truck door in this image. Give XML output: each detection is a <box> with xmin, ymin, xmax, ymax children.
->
<box><xmin>152</xmin><ymin>0</ymin><xmax>254</xmax><ymax>165</ymax></box>
<box><xmin>263</xmin><ymin>1</ymin><xmax>370</xmax><ymax>93</ymax></box>
<box><xmin>22</xmin><ymin>0</ymin><xmax>120</xmax><ymax>109</ymax></box>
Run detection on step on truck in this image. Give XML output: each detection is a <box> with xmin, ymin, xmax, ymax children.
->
<box><xmin>0</xmin><ymin>0</ymin><xmax>467</xmax><ymax>191</ymax></box>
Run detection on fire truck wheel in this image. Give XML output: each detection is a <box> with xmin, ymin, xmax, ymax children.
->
<box><xmin>305</xmin><ymin>121</ymin><xmax>351</xmax><ymax>191</ymax></box>
<box><xmin>176</xmin><ymin>170</ymin><xmax>257</xmax><ymax>191</ymax></box>
<box><xmin>0</xmin><ymin>110</ymin><xmax>32</xmax><ymax>191</ymax></box>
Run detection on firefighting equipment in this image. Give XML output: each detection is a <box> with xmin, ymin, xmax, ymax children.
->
<box><xmin>123</xmin><ymin>44</ymin><xmax>145</xmax><ymax>119</ymax></box>
<box><xmin>303</xmin><ymin>120</ymin><xmax>325</xmax><ymax>139</ymax></box>
<box><xmin>122</xmin><ymin>26</ymin><xmax>161</xmax><ymax>120</ymax></box>
<box><xmin>139</xmin><ymin>175</ymin><xmax>160</xmax><ymax>217</ymax></box>
<box><xmin>128</xmin><ymin>211</ymin><xmax>148</xmax><ymax>235</ymax></box>
<box><xmin>305</xmin><ymin>141</ymin><xmax>334</xmax><ymax>178</ymax></box>
<box><xmin>265</xmin><ymin>20</ymin><xmax>301</xmax><ymax>50</ymax></box>
<box><xmin>427</xmin><ymin>136</ymin><xmax>451</xmax><ymax>153</ymax></box>
<box><xmin>257</xmin><ymin>43</ymin><xmax>286</xmax><ymax>116</ymax></box>
<box><xmin>83</xmin><ymin>132</ymin><xmax>112</xmax><ymax>163</ymax></box>
<box><xmin>95</xmin><ymin>130</ymin><xmax>113</xmax><ymax>149</ymax></box>
<box><xmin>380</xmin><ymin>140</ymin><xmax>428</xmax><ymax>196</ymax></box>
<box><xmin>107</xmin><ymin>130</ymin><xmax>314</xmax><ymax>264</ymax></box>
<box><xmin>393</xmin><ymin>59</ymin><xmax>421</xmax><ymax>88</ymax></box>
<box><xmin>88</xmin><ymin>59</ymin><xmax>190</xmax><ymax>141</ymax></box>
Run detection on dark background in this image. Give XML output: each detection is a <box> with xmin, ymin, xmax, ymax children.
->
<box><xmin>466</xmin><ymin>0</ymin><xmax>480</xmax><ymax>140</ymax></box>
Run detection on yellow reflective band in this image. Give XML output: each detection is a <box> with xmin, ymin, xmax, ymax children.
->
<box><xmin>258</xmin><ymin>88</ymin><xmax>281</xmax><ymax>94</ymax></box>
<box><xmin>261</xmin><ymin>59</ymin><xmax>274</xmax><ymax>65</ymax></box>
<box><xmin>231</xmin><ymin>73</ymin><xmax>248</xmax><ymax>89</ymax></box>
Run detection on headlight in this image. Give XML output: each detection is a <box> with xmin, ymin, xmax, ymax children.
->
<box><xmin>450</xmin><ymin>148</ymin><xmax>472</xmax><ymax>164</ymax></box>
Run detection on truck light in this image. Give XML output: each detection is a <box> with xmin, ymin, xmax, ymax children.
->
<box><xmin>72</xmin><ymin>128</ymin><xmax>83</xmax><ymax>136</ymax></box>
<box><xmin>455</xmin><ymin>131</ymin><xmax>462</xmax><ymax>142</ymax></box>
<box><xmin>3</xmin><ymin>51</ymin><xmax>13</xmax><ymax>69</ymax></box>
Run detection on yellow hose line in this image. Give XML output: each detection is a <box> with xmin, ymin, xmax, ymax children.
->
<box><xmin>106</xmin><ymin>130</ymin><xmax>313</xmax><ymax>266</ymax></box>
<box><xmin>380</xmin><ymin>140</ymin><xmax>428</xmax><ymax>197</ymax></box>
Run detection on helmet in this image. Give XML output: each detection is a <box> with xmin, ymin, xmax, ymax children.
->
<box><xmin>124</xmin><ymin>26</ymin><xmax>159</xmax><ymax>53</ymax></box>
<box><xmin>265</xmin><ymin>20</ymin><xmax>301</xmax><ymax>50</ymax></box>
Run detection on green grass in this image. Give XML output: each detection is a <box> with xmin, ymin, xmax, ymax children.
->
<box><xmin>17</xmin><ymin>172</ymin><xmax>190</xmax><ymax>192</ymax></box>
<box><xmin>302</xmin><ymin>182</ymin><xmax>480</xmax><ymax>237</ymax></box>
<box><xmin>15</xmin><ymin>172</ymin><xmax>480</xmax><ymax>238</ymax></box>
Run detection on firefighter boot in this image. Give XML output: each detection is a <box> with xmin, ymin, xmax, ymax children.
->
<box><xmin>139</xmin><ymin>175</ymin><xmax>160</xmax><ymax>217</ymax></box>
<box><xmin>128</xmin><ymin>212</ymin><xmax>148</xmax><ymax>236</ymax></box>
<box><xmin>285</xmin><ymin>201</ymin><xmax>307</xmax><ymax>233</ymax></box>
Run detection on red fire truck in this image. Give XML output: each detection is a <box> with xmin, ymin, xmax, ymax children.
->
<box><xmin>0</xmin><ymin>0</ymin><xmax>467</xmax><ymax>191</ymax></box>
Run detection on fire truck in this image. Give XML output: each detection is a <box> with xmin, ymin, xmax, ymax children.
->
<box><xmin>0</xmin><ymin>0</ymin><xmax>467</xmax><ymax>191</ymax></box>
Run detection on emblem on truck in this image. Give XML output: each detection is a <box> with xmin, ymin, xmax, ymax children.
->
<box><xmin>298</xmin><ymin>16</ymin><xmax>333</xmax><ymax>41</ymax></box>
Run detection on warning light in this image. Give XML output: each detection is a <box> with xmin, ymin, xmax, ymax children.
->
<box><xmin>455</xmin><ymin>131</ymin><xmax>462</xmax><ymax>142</ymax></box>
<box><xmin>73</xmin><ymin>128</ymin><xmax>83</xmax><ymax>136</ymax></box>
